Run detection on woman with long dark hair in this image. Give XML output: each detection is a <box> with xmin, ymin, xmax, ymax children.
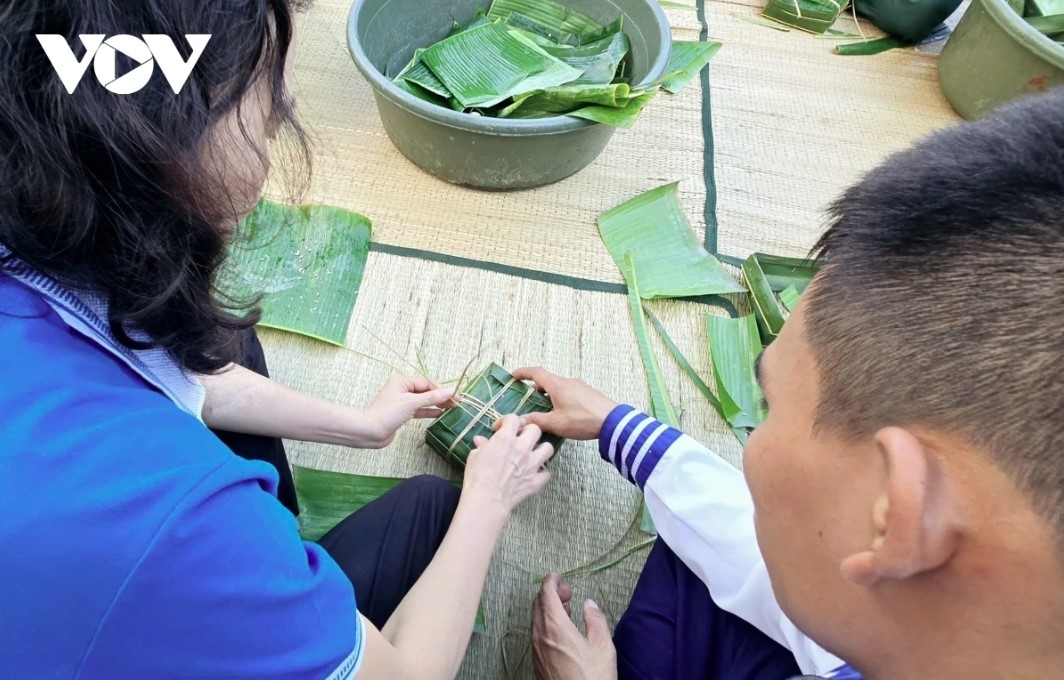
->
<box><xmin>0</xmin><ymin>2</ymin><xmax>552</xmax><ymax>678</ymax></box>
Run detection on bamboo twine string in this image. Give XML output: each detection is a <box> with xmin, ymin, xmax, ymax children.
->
<box><xmin>446</xmin><ymin>378</ymin><xmax>518</xmax><ymax>456</ymax></box>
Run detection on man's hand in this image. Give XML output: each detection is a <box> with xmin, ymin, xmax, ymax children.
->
<box><xmin>357</xmin><ymin>375</ymin><xmax>456</xmax><ymax>448</ymax></box>
<box><xmin>532</xmin><ymin>573</ymin><xmax>618</xmax><ymax>680</ymax></box>
<box><xmin>511</xmin><ymin>368</ymin><xmax>619</xmax><ymax>441</ymax></box>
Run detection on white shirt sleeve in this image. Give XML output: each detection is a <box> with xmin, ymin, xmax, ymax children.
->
<box><xmin>598</xmin><ymin>405</ymin><xmax>845</xmax><ymax>676</ymax></box>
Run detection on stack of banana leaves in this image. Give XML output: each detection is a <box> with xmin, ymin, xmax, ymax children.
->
<box><xmin>390</xmin><ymin>0</ymin><xmax>721</xmax><ymax>128</ymax></box>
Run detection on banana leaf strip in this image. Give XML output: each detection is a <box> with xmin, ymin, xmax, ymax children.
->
<box><xmin>644</xmin><ymin>305</ymin><xmax>749</xmax><ymax>445</ymax></box>
<box><xmin>658</xmin><ymin>40</ymin><xmax>723</xmax><ymax>94</ymax></box>
<box><xmin>486</xmin><ymin>0</ymin><xmax>604</xmax><ymax>39</ymax></box>
<box><xmin>395</xmin><ymin>49</ymin><xmax>451</xmax><ymax>98</ymax></box>
<box><xmin>834</xmin><ymin>35</ymin><xmax>910</xmax><ymax>55</ymax></box>
<box><xmin>500</xmin><ymin>83</ymin><xmax>631</xmax><ymax>117</ymax></box>
<box><xmin>538</xmin><ymin>31</ymin><xmax>631</xmax><ymax>84</ymax></box>
<box><xmin>420</xmin><ymin>23</ymin><xmax>580</xmax><ymax>108</ymax></box>
<box><xmin>293</xmin><ymin>466</ymin><xmax>486</xmax><ymax>634</ymax></box>
<box><xmin>223</xmin><ymin>201</ymin><xmax>371</xmax><ymax>346</ymax></box>
<box><xmin>426</xmin><ymin>363</ymin><xmax>564</xmax><ymax>471</ymax></box>
<box><xmin>707</xmin><ymin>314</ymin><xmax>766</xmax><ymax>430</ymax></box>
<box><xmin>599</xmin><ymin>183</ymin><xmax>745</xmax><ymax>298</ymax></box>
<box><xmin>623</xmin><ymin>253</ymin><xmax>678</xmax><ymax>535</ymax></box>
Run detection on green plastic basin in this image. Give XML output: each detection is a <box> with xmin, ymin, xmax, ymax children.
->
<box><xmin>347</xmin><ymin>0</ymin><xmax>671</xmax><ymax>190</ymax></box>
<box><xmin>938</xmin><ymin>0</ymin><xmax>1064</xmax><ymax>119</ymax></box>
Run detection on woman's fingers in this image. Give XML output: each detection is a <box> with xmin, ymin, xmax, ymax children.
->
<box><xmin>530</xmin><ymin>442</ymin><xmax>555</xmax><ymax>469</ymax></box>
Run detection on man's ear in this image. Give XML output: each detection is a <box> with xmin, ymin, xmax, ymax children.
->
<box><xmin>840</xmin><ymin>427</ymin><xmax>963</xmax><ymax>587</ymax></box>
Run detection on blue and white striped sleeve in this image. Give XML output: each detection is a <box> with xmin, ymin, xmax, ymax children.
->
<box><xmin>598</xmin><ymin>405</ymin><xmax>846</xmax><ymax>677</ymax></box>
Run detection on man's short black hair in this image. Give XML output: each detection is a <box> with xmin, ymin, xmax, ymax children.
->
<box><xmin>807</xmin><ymin>89</ymin><xmax>1064</xmax><ymax>527</ymax></box>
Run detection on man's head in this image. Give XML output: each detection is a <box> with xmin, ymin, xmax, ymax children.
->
<box><xmin>742</xmin><ymin>89</ymin><xmax>1064</xmax><ymax>674</ymax></box>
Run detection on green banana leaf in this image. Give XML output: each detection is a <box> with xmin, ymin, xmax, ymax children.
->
<box><xmin>707</xmin><ymin>314</ymin><xmax>766</xmax><ymax>430</ymax></box>
<box><xmin>623</xmin><ymin>254</ymin><xmax>680</xmax><ymax>427</ymax></box>
<box><xmin>538</xmin><ymin>31</ymin><xmax>631</xmax><ymax>85</ymax></box>
<box><xmin>505</xmin><ymin>12</ymin><xmax>583</xmax><ymax>46</ymax></box>
<box><xmin>599</xmin><ymin>183</ymin><xmax>745</xmax><ymax>298</ymax></box>
<box><xmin>223</xmin><ymin>201</ymin><xmax>371</xmax><ymax>346</ymax></box>
<box><xmin>1027</xmin><ymin>14</ymin><xmax>1064</xmax><ymax>37</ymax></box>
<box><xmin>293</xmin><ymin>466</ymin><xmax>485</xmax><ymax>634</ymax></box>
<box><xmin>568</xmin><ymin>90</ymin><xmax>657</xmax><ymax>128</ymax></box>
<box><xmin>420</xmin><ymin>23</ymin><xmax>580</xmax><ymax>108</ymax></box>
<box><xmin>500</xmin><ymin>83</ymin><xmax>631</xmax><ymax>117</ymax></box>
<box><xmin>426</xmin><ymin>363</ymin><xmax>564</xmax><ymax>471</ymax></box>
<box><xmin>779</xmin><ymin>284</ymin><xmax>801</xmax><ymax>312</ymax></box>
<box><xmin>395</xmin><ymin>49</ymin><xmax>451</xmax><ymax>97</ymax></box>
<box><xmin>1026</xmin><ymin>0</ymin><xmax>1064</xmax><ymax>17</ymax></box>
<box><xmin>659</xmin><ymin>40</ymin><xmax>723</xmax><ymax>94</ymax></box>
<box><xmin>393</xmin><ymin>77</ymin><xmax>448</xmax><ymax>105</ymax></box>
<box><xmin>486</xmin><ymin>0</ymin><xmax>604</xmax><ymax>39</ymax></box>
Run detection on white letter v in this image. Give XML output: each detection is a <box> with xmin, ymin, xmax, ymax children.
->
<box><xmin>144</xmin><ymin>35</ymin><xmax>211</xmax><ymax>94</ymax></box>
<box><xmin>36</xmin><ymin>35</ymin><xmax>105</xmax><ymax>94</ymax></box>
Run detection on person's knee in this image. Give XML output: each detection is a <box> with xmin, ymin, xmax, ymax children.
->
<box><xmin>402</xmin><ymin>474</ymin><xmax>461</xmax><ymax>508</ymax></box>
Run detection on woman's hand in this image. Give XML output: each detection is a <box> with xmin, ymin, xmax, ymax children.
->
<box><xmin>355</xmin><ymin>375</ymin><xmax>456</xmax><ymax>448</ymax></box>
<box><xmin>532</xmin><ymin>572</ymin><xmax>618</xmax><ymax>680</ymax></box>
<box><xmin>461</xmin><ymin>415</ymin><xmax>553</xmax><ymax>515</ymax></box>
<box><xmin>511</xmin><ymin>368</ymin><xmax>620</xmax><ymax>441</ymax></box>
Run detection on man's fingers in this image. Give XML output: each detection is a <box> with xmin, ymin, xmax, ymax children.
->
<box><xmin>583</xmin><ymin>599</ymin><xmax>612</xmax><ymax>647</ymax></box>
<box><xmin>513</xmin><ymin>367</ymin><xmax>558</xmax><ymax>392</ymax></box>
<box><xmin>538</xmin><ymin>572</ymin><xmax>569</xmax><ymax>620</ymax></box>
<box><xmin>521</xmin><ymin>411</ymin><xmax>561</xmax><ymax>434</ymax></box>
<box><xmin>517</xmin><ymin>422</ymin><xmax>542</xmax><ymax>448</ymax></box>
<box><xmin>413</xmin><ymin>407</ymin><xmax>444</xmax><ymax>419</ymax></box>
<box><xmin>531</xmin><ymin>442</ymin><xmax>555</xmax><ymax>469</ymax></box>
<box><xmin>472</xmin><ymin>435</ymin><xmax>488</xmax><ymax>448</ymax></box>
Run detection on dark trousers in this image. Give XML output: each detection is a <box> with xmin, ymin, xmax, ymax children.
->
<box><xmin>614</xmin><ymin>540</ymin><xmax>802</xmax><ymax>680</ymax></box>
<box><xmin>210</xmin><ymin>330</ymin><xmax>461</xmax><ymax>629</ymax></box>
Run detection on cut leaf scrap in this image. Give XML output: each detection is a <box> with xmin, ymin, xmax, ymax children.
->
<box><xmin>500</xmin><ymin>83</ymin><xmax>631</xmax><ymax>117</ymax></box>
<box><xmin>658</xmin><ymin>40</ymin><xmax>723</xmax><ymax>93</ymax></box>
<box><xmin>599</xmin><ymin>183</ymin><xmax>745</xmax><ymax>298</ymax></box>
<box><xmin>707</xmin><ymin>314</ymin><xmax>766</xmax><ymax>431</ymax></box>
<box><xmin>568</xmin><ymin>90</ymin><xmax>657</xmax><ymax>128</ymax></box>
<box><xmin>223</xmin><ymin>201</ymin><xmax>371</xmax><ymax>346</ymax></box>
<box><xmin>834</xmin><ymin>35</ymin><xmax>910</xmax><ymax>55</ymax></box>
